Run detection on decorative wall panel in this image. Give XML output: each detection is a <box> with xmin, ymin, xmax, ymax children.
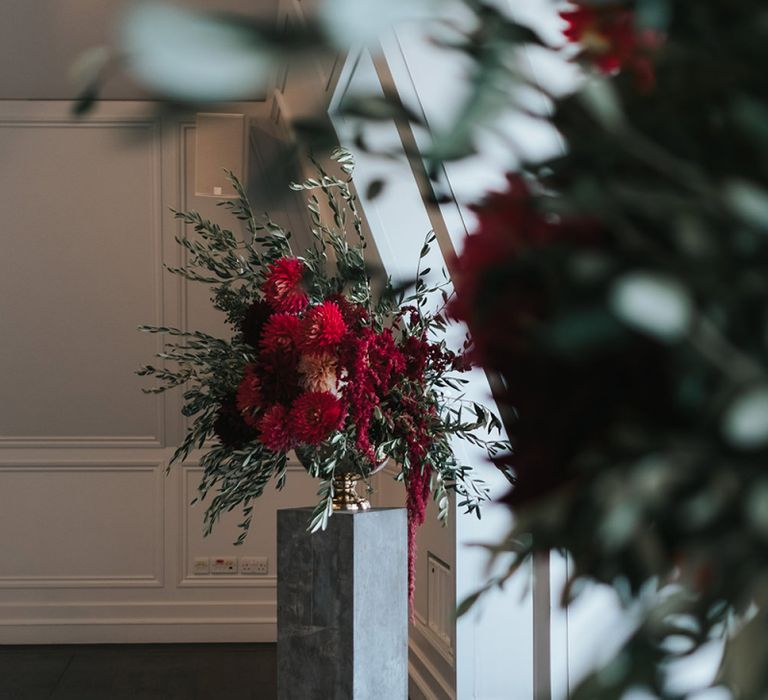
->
<box><xmin>0</xmin><ymin>461</ymin><xmax>163</xmax><ymax>587</ymax></box>
<box><xmin>0</xmin><ymin>118</ymin><xmax>164</xmax><ymax>447</ymax></box>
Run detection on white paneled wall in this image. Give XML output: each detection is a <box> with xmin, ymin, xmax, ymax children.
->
<box><xmin>0</xmin><ymin>100</ymin><xmax>319</xmax><ymax>643</ymax></box>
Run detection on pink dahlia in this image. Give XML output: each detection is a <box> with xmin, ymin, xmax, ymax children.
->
<box><xmin>258</xmin><ymin>404</ymin><xmax>295</xmax><ymax>453</ymax></box>
<box><xmin>235</xmin><ymin>365</ymin><xmax>262</xmax><ymax>427</ymax></box>
<box><xmin>290</xmin><ymin>391</ymin><xmax>345</xmax><ymax>445</ymax></box>
<box><xmin>263</xmin><ymin>257</ymin><xmax>309</xmax><ymax>313</ymax></box>
<box><xmin>260</xmin><ymin>313</ymin><xmax>301</xmax><ymax>354</ymax></box>
<box><xmin>298</xmin><ymin>301</ymin><xmax>347</xmax><ymax>351</ymax></box>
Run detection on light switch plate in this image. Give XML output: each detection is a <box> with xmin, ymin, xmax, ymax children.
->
<box><xmin>211</xmin><ymin>556</ymin><xmax>237</xmax><ymax>575</ymax></box>
<box><xmin>193</xmin><ymin>557</ymin><xmax>210</xmax><ymax>575</ymax></box>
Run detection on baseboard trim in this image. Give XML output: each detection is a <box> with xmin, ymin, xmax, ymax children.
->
<box><xmin>0</xmin><ymin>600</ymin><xmax>277</xmax><ymax>643</ymax></box>
<box><xmin>0</xmin><ymin>622</ymin><xmax>276</xmax><ymax>644</ymax></box>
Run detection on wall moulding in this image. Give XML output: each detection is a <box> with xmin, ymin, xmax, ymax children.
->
<box><xmin>0</xmin><ymin>601</ymin><xmax>277</xmax><ymax>645</ymax></box>
<box><xmin>0</xmin><ymin>461</ymin><xmax>165</xmax><ymax>588</ymax></box>
<box><xmin>0</xmin><ymin>113</ymin><xmax>167</xmax><ymax>449</ymax></box>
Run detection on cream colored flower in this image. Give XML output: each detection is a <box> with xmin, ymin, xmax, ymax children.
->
<box><xmin>298</xmin><ymin>352</ymin><xmax>339</xmax><ymax>395</ymax></box>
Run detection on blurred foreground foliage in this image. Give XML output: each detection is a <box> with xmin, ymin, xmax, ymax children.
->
<box><xmin>79</xmin><ymin>1</ymin><xmax>768</xmax><ymax>697</ymax></box>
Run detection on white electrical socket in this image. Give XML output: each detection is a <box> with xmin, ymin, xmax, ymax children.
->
<box><xmin>193</xmin><ymin>557</ymin><xmax>210</xmax><ymax>575</ymax></box>
<box><xmin>240</xmin><ymin>556</ymin><xmax>268</xmax><ymax>575</ymax></box>
<box><xmin>211</xmin><ymin>556</ymin><xmax>237</xmax><ymax>575</ymax></box>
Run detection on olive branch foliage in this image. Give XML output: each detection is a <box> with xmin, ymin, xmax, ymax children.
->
<box><xmin>138</xmin><ymin>148</ymin><xmax>508</xmax><ymax>542</ymax></box>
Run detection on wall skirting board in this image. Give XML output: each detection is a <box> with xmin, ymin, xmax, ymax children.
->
<box><xmin>0</xmin><ymin>601</ymin><xmax>276</xmax><ymax>644</ymax></box>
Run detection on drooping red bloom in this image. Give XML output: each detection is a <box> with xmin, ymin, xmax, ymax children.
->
<box><xmin>298</xmin><ymin>301</ymin><xmax>348</xmax><ymax>351</ymax></box>
<box><xmin>290</xmin><ymin>391</ymin><xmax>346</xmax><ymax>445</ymax></box>
<box><xmin>260</xmin><ymin>313</ymin><xmax>301</xmax><ymax>354</ymax></box>
<box><xmin>406</xmin><ymin>461</ymin><xmax>432</xmax><ymax>615</ymax></box>
<box><xmin>263</xmin><ymin>257</ymin><xmax>309</xmax><ymax>313</ymax></box>
<box><xmin>258</xmin><ymin>403</ymin><xmax>295</xmax><ymax>453</ymax></box>
<box><xmin>401</xmin><ymin>333</ymin><xmax>466</xmax><ymax>382</ymax></box>
<box><xmin>235</xmin><ymin>365</ymin><xmax>262</xmax><ymax>427</ymax></box>
<box><xmin>560</xmin><ymin>4</ymin><xmax>660</xmax><ymax>91</ymax></box>
<box><xmin>341</xmin><ymin>328</ymin><xmax>407</xmax><ymax>463</ymax></box>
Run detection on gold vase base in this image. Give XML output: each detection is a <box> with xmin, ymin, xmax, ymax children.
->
<box><xmin>332</xmin><ymin>473</ymin><xmax>371</xmax><ymax>512</ymax></box>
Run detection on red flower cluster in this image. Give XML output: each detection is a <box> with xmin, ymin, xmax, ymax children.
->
<box><xmin>219</xmin><ymin>256</ymin><xmax>473</xmax><ymax>607</ymax></box>
<box><xmin>561</xmin><ymin>3</ymin><xmax>661</xmax><ymax>91</ymax></box>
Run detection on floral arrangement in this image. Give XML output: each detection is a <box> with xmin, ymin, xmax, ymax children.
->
<box><xmin>139</xmin><ymin>149</ymin><xmax>507</xmax><ymax>603</ymax></box>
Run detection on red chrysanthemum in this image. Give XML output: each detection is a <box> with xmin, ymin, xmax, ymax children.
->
<box><xmin>260</xmin><ymin>313</ymin><xmax>301</xmax><ymax>354</ymax></box>
<box><xmin>560</xmin><ymin>5</ymin><xmax>660</xmax><ymax>91</ymax></box>
<box><xmin>326</xmin><ymin>293</ymin><xmax>369</xmax><ymax>329</ymax></box>
<box><xmin>258</xmin><ymin>404</ymin><xmax>295</xmax><ymax>453</ymax></box>
<box><xmin>289</xmin><ymin>391</ymin><xmax>345</xmax><ymax>445</ymax></box>
<box><xmin>263</xmin><ymin>257</ymin><xmax>309</xmax><ymax>313</ymax></box>
<box><xmin>235</xmin><ymin>365</ymin><xmax>262</xmax><ymax>427</ymax></box>
<box><xmin>298</xmin><ymin>301</ymin><xmax>348</xmax><ymax>351</ymax></box>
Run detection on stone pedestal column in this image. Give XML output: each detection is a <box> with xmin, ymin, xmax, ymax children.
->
<box><xmin>277</xmin><ymin>507</ymin><xmax>408</xmax><ymax>700</ymax></box>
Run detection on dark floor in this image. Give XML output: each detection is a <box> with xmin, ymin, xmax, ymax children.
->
<box><xmin>0</xmin><ymin>643</ymin><xmax>277</xmax><ymax>700</ymax></box>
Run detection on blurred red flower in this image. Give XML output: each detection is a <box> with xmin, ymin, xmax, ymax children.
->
<box><xmin>561</xmin><ymin>4</ymin><xmax>660</xmax><ymax>91</ymax></box>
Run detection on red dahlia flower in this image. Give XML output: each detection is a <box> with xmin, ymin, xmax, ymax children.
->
<box><xmin>263</xmin><ymin>257</ymin><xmax>309</xmax><ymax>313</ymax></box>
<box><xmin>260</xmin><ymin>313</ymin><xmax>301</xmax><ymax>354</ymax></box>
<box><xmin>235</xmin><ymin>365</ymin><xmax>262</xmax><ymax>427</ymax></box>
<box><xmin>290</xmin><ymin>391</ymin><xmax>345</xmax><ymax>445</ymax></box>
<box><xmin>326</xmin><ymin>293</ymin><xmax>369</xmax><ymax>329</ymax></box>
<box><xmin>258</xmin><ymin>404</ymin><xmax>295</xmax><ymax>453</ymax></box>
<box><xmin>298</xmin><ymin>301</ymin><xmax>347</xmax><ymax>351</ymax></box>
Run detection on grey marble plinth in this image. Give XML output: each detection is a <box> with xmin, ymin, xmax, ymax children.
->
<box><xmin>277</xmin><ymin>507</ymin><xmax>408</xmax><ymax>700</ymax></box>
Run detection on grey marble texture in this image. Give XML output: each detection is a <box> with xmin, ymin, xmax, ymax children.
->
<box><xmin>277</xmin><ymin>508</ymin><xmax>408</xmax><ymax>700</ymax></box>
